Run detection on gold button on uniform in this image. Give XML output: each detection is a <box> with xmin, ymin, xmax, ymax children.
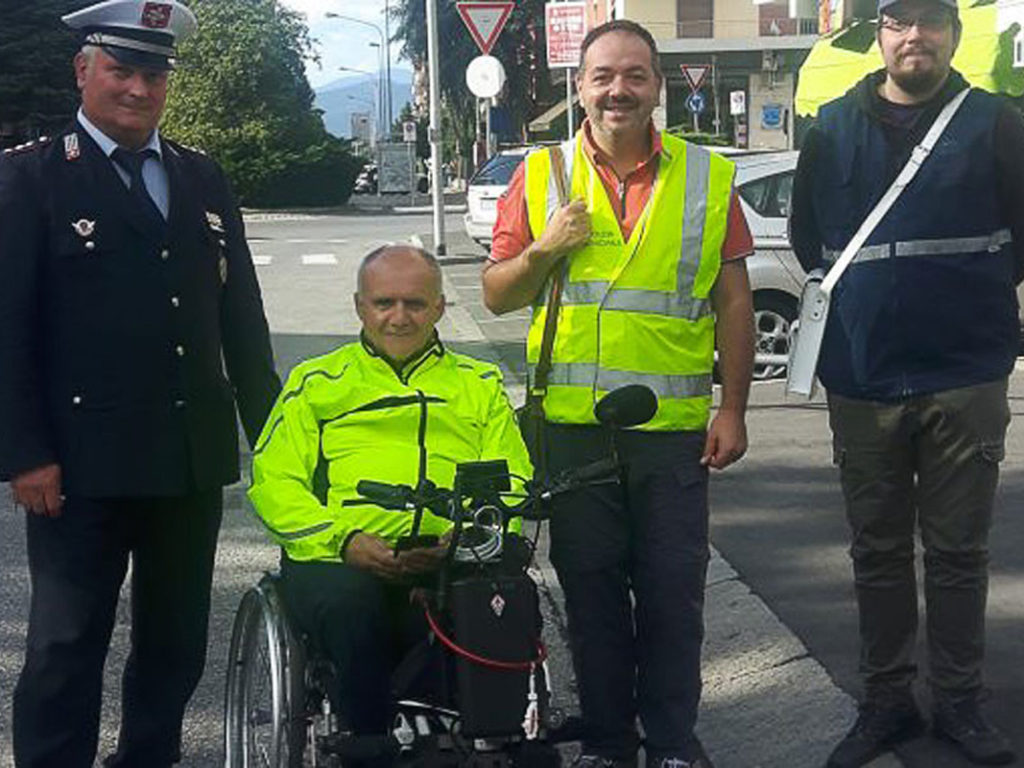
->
<box><xmin>175</xmin><ymin>345</ymin><xmax>185</xmax><ymax>357</ymax></box>
<box><xmin>171</xmin><ymin>296</ymin><xmax>180</xmax><ymax>308</ymax></box>
<box><xmin>160</xmin><ymin>249</ymin><xmax>170</xmax><ymax>260</ymax></box>
<box><xmin>72</xmin><ymin>395</ymin><xmax>82</xmax><ymax>405</ymax></box>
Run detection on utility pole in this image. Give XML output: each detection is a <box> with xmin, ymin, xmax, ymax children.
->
<box><xmin>426</xmin><ymin>0</ymin><xmax>446</xmax><ymax>255</ymax></box>
<box><xmin>383</xmin><ymin>0</ymin><xmax>393</xmax><ymax>135</ymax></box>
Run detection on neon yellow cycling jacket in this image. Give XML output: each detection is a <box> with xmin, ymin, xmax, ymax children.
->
<box><xmin>248</xmin><ymin>337</ymin><xmax>533</xmax><ymax>563</ymax></box>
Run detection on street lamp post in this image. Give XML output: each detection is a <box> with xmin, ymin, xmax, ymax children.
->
<box><xmin>425</xmin><ymin>0</ymin><xmax>445</xmax><ymax>255</ymax></box>
<box><xmin>325</xmin><ymin>11</ymin><xmax>393</xmax><ymax>139</ymax></box>
<box><xmin>383</xmin><ymin>0</ymin><xmax>393</xmax><ymax>133</ymax></box>
<box><xmin>368</xmin><ymin>41</ymin><xmax>385</xmax><ymax>137</ymax></box>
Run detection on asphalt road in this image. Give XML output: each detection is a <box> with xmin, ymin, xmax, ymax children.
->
<box><xmin>1</xmin><ymin>209</ymin><xmax>1021</xmax><ymax>767</ymax></box>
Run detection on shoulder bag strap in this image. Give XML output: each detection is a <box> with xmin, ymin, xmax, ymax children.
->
<box><xmin>819</xmin><ymin>87</ymin><xmax>971</xmax><ymax>296</ymax></box>
<box><xmin>529</xmin><ymin>144</ymin><xmax>571</xmax><ymax>399</ymax></box>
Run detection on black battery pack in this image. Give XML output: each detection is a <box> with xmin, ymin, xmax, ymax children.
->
<box><xmin>449</xmin><ymin>572</ymin><xmax>545</xmax><ymax>738</ymax></box>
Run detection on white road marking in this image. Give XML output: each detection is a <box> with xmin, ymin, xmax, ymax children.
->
<box><xmin>251</xmin><ymin>255</ymin><xmax>273</xmax><ymax>266</ymax></box>
<box><xmin>285</xmin><ymin>238</ymin><xmax>349</xmax><ymax>244</ymax></box>
<box><xmin>301</xmin><ymin>253</ymin><xmax>338</xmax><ymax>265</ymax></box>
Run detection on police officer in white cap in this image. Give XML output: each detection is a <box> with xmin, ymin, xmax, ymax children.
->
<box><xmin>0</xmin><ymin>2</ymin><xmax>280</xmax><ymax>765</ymax></box>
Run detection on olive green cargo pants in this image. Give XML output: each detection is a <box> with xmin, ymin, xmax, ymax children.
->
<box><xmin>827</xmin><ymin>378</ymin><xmax>1009</xmax><ymax>699</ymax></box>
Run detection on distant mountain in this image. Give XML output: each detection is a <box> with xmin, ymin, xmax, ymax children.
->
<box><xmin>314</xmin><ymin>68</ymin><xmax>414</xmax><ymax>138</ymax></box>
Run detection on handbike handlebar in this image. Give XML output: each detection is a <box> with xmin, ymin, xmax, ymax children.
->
<box><xmin>349</xmin><ymin>455</ymin><xmax>621</xmax><ymax>523</ymax></box>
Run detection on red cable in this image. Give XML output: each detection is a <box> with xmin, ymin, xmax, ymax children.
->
<box><xmin>423</xmin><ymin>605</ymin><xmax>547</xmax><ymax>671</ymax></box>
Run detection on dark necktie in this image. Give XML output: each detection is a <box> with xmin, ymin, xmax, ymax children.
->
<box><xmin>111</xmin><ymin>147</ymin><xmax>165</xmax><ymax>227</ymax></box>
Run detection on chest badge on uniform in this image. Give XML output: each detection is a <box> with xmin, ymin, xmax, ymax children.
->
<box><xmin>219</xmin><ymin>255</ymin><xmax>228</xmax><ymax>285</ymax></box>
<box><xmin>64</xmin><ymin>133</ymin><xmax>80</xmax><ymax>162</ymax></box>
<box><xmin>71</xmin><ymin>218</ymin><xmax>95</xmax><ymax>238</ymax></box>
<box><xmin>205</xmin><ymin>211</ymin><xmax>224</xmax><ymax>232</ymax></box>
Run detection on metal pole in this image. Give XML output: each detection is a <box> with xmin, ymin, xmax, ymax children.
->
<box><xmin>485</xmin><ymin>99</ymin><xmax>492</xmax><ymax>157</ymax></box>
<box><xmin>384</xmin><ymin>0</ymin><xmax>393</xmax><ymax>135</ymax></box>
<box><xmin>566</xmin><ymin>69</ymin><xmax>575</xmax><ymax>137</ymax></box>
<box><xmin>712</xmin><ymin>55</ymin><xmax>721</xmax><ymax>136</ymax></box>
<box><xmin>475</xmin><ymin>97</ymin><xmax>482</xmax><ymax>170</ymax></box>
<box><xmin>426</xmin><ymin>0</ymin><xmax>446</xmax><ymax>255</ymax></box>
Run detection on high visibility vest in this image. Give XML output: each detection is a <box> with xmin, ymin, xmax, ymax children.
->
<box><xmin>523</xmin><ymin>132</ymin><xmax>734</xmax><ymax>431</ymax></box>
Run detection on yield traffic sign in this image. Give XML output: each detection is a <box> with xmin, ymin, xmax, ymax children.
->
<box><xmin>456</xmin><ymin>2</ymin><xmax>515</xmax><ymax>55</ymax></box>
<box><xmin>680</xmin><ymin>64</ymin><xmax>711</xmax><ymax>92</ymax></box>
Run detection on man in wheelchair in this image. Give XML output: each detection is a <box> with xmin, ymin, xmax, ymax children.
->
<box><xmin>246</xmin><ymin>244</ymin><xmax>534</xmax><ymax>755</ymax></box>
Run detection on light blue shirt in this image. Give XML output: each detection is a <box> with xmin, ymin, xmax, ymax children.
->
<box><xmin>77</xmin><ymin>108</ymin><xmax>170</xmax><ymax>219</ymax></box>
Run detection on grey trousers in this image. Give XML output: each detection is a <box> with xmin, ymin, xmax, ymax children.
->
<box><xmin>827</xmin><ymin>378</ymin><xmax>1009</xmax><ymax>699</ymax></box>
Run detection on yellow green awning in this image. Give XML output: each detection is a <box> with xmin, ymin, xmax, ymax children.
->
<box><xmin>795</xmin><ymin>0</ymin><xmax>1024</xmax><ymax>117</ymax></box>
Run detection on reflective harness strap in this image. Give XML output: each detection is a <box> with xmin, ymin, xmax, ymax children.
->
<box><xmin>823</xmin><ymin>228</ymin><xmax>1013</xmax><ymax>264</ymax></box>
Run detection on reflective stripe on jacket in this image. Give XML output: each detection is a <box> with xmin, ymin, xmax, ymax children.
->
<box><xmin>248</xmin><ymin>339</ymin><xmax>532</xmax><ymax>562</ymax></box>
<box><xmin>813</xmin><ymin>83</ymin><xmax>1018</xmax><ymax>399</ymax></box>
<box><xmin>523</xmin><ymin>132</ymin><xmax>734</xmax><ymax>431</ymax></box>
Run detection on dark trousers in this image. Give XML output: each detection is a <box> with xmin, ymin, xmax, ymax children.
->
<box><xmin>827</xmin><ymin>379</ymin><xmax>1009</xmax><ymax>699</ymax></box>
<box><xmin>280</xmin><ymin>558</ymin><xmax>431</xmax><ymax>735</ymax></box>
<box><xmin>544</xmin><ymin>424</ymin><xmax>710</xmax><ymax>762</ymax></box>
<box><xmin>12</xmin><ymin>491</ymin><xmax>223</xmax><ymax>768</ymax></box>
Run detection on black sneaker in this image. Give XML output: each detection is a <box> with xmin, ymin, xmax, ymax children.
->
<box><xmin>933</xmin><ymin>695</ymin><xmax>1016</xmax><ymax>765</ymax></box>
<box><xmin>570</xmin><ymin>754</ymin><xmax>637</xmax><ymax>768</ymax></box>
<box><xmin>825</xmin><ymin>696</ymin><xmax>924</xmax><ymax>768</ymax></box>
<box><xmin>649</xmin><ymin>757</ymin><xmax>707</xmax><ymax>768</ymax></box>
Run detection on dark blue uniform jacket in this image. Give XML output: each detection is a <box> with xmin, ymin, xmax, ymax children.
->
<box><xmin>795</xmin><ymin>73</ymin><xmax>1020</xmax><ymax>400</ymax></box>
<box><xmin>0</xmin><ymin>122</ymin><xmax>281</xmax><ymax>496</ymax></box>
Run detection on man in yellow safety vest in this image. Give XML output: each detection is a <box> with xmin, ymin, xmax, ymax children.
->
<box><xmin>483</xmin><ymin>19</ymin><xmax>755</xmax><ymax>768</ymax></box>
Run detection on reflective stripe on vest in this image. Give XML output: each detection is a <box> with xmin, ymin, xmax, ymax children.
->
<box><xmin>522</xmin><ymin>133</ymin><xmax>734</xmax><ymax>431</ymax></box>
<box><xmin>823</xmin><ymin>228</ymin><xmax>1012</xmax><ymax>264</ymax></box>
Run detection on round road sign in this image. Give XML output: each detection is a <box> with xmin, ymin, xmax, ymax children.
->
<box><xmin>686</xmin><ymin>91</ymin><xmax>706</xmax><ymax>115</ymax></box>
<box><xmin>466</xmin><ymin>55</ymin><xmax>506</xmax><ymax>99</ymax></box>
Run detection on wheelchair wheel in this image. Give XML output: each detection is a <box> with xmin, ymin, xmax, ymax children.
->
<box><xmin>225</xmin><ymin>574</ymin><xmax>307</xmax><ymax>768</ymax></box>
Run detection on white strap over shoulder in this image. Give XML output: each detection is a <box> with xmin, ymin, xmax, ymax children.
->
<box><xmin>819</xmin><ymin>87</ymin><xmax>971</xmax><ymax>295</ymax></box>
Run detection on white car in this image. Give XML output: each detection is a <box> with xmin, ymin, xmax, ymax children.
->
<box><xmin>729</xmin><ymin>150</ymin><xmax>805</xmax><ymax>379</ymax></box>
<box><xmin>463</xmin><ymin>148</ymin><xmax>533</xmax><ymax>246</ymax></box>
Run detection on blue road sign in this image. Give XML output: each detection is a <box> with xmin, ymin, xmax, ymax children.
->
<box><xmin>686</xmin><ymin>91</ymin><xmax>706</xmax><ymax>115</ymax></box>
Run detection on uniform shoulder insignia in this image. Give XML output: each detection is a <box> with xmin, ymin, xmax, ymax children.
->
<box><xmin>2</xmin><ymin>136</ymin><xmax>51</xmax><ymax>157</ymax></box>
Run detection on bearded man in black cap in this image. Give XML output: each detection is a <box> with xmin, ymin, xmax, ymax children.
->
<box><xmin>0</xmin><ymin>1</ymin><xmax>280</xmax><ymax>765</ymax></box>
<box><xmin>790</xmin><ymin>0</ymin><xmax>1024</xmax><ymax>765</ymax></box>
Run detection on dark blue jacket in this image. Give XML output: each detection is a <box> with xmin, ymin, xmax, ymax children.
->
<box><xmin>0</xmin><ymin>122</ymin><xmax>281</xmax><ymax>495</ymax></box>
<box><xmin>807</xmin><ymin>75</ymin><xmax>1018</xmax><ymax>400</ymax></box>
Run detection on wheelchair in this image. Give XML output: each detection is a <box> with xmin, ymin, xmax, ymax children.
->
<box><xmin>224</xmin><ymin>563</ymin><xmax>561</xmax><ymax>768</ymax></box>
<box><xmin>224</xmin><ymin>385</ymin><xmax>658</xmax><ymax>768</ymax></box>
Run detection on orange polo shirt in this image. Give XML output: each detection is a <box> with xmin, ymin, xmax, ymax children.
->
<box><xmin>490</xmin><ymin>121</ymin><xmax>754</xmax><ymax>263</ymax></box>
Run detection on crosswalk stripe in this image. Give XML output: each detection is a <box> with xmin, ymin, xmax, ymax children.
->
<box><xmin>252</xmin><ymin>255</ymin><xmax>273</xmax><ymax>266</ymax></box>
<box><xmin>301</xmin><ymin>253</ymin><xmax>338</xmax><ymax>265</ymax></box>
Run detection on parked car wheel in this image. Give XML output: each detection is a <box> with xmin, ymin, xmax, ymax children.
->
<box><xmin>753</xmin><ymin>292</ymin><xmax>797</xmax><ymax>380</ymax></box>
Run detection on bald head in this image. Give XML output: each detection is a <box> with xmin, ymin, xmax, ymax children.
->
<box><xmin>356</xmin><ymin>245</ymin><xmax>443</xmax><ymax>296</ymax></box>
<box><xmin>354</xmin><ymin>245</ymin><xmax>446</xmax><ymax>363</ymax></box>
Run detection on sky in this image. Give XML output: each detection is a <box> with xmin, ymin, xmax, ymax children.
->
<box><xmin>279</xmin><ymin>0</ymin><xmax>405</xmax><ymax>90</ymax></box>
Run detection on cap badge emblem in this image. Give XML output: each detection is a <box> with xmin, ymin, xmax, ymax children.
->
<box><xmin>141</xmin><ymin>2</ymin><xmax>172</xmax><ymax>28</ymax></box>
<box><xmin>71</xmin><ymin>219</ymin><xmax>96</xmax><ymax>238</ymax></box>
<box><xmin>64</xmin><ymin>133</ymin><xmax>80</xmax><ymax>161</ymax></box>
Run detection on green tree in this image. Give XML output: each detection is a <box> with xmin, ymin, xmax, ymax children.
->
<box><xmin>391</xmin><ymin>0</ymin><xmax>553</xmax><ymax>165</ymax></box>
<box><xmin>162</xmin><ymin>0</ymin><xmax>360</xmax><ymax>206</ymax></box>
<box><xmin>0</xmin><ymin>0</ymin><xmax>81</xmax><ymax>141</ymax></box>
